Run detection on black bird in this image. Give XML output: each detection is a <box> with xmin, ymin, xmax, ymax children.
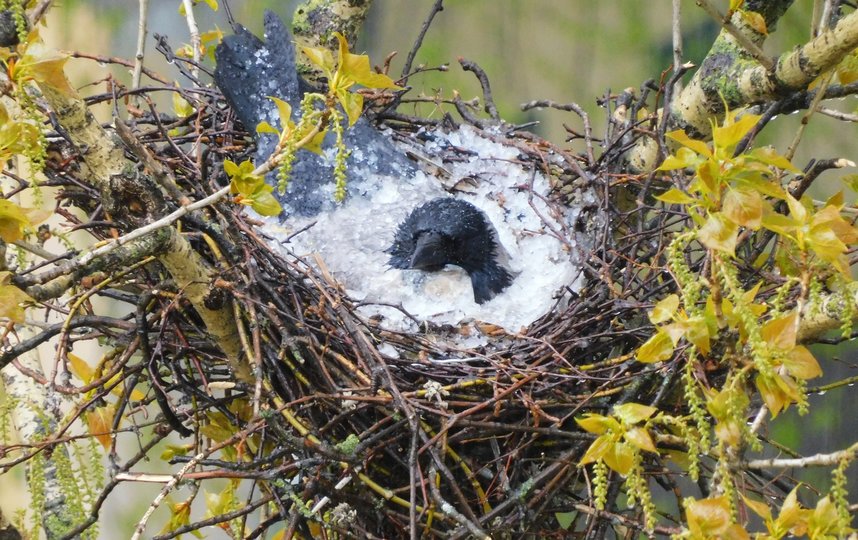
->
<box><xmin>387</xmin><ymin>198</ymin><xmax>514</xmax><ymax>304</ymax></box>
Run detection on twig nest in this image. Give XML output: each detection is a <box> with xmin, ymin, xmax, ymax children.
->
<box><xmin>262</xmin><ymin>125</ymin><xmax>597</xmax><ymax>339</ymax></box>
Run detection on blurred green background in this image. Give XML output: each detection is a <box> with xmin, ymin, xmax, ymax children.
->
<box><xmin>1</xmin><ymin>0</ymin><xmax>855</xmax><ymax>537</ymax></box>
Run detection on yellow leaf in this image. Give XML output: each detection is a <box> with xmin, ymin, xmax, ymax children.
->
<box><xmin>658</xmin><ymin>147</ymin><xmax>701</xmax><ymax>171</ymax></box>
<box><xmin>86</xmin><ymin>404</ymin><xmax>116</xmax><ymax>450</ymax></box>
<box><xmin>739</xmin><ymin>10</ymin><xmax>768</xmax><ymax>35</ymax></box>
<box><xmin>749</xmin><ymin>146</ymin><xmax>799</xmax><ymax>173</ymax></box>
<box><xmin>777</xmin><ymin>486</ymin><xmax>810</xmax><ymax>534</ymax></box>
<box><xmin>333</xmin><ymin>32</ymin><xmax>403</xmax><ymax>90</ymax></box>
<box><xmin>302</xmin><ymin>129</ymin><xmax>327</xmax><ymax>155</ymax></box>
<box><xmin>68</xmin><ymin>352</ymin><xmax>94</xmax><ymax>384</ymax></box>
<box><xmin>301</xmin><ymin>45</ymin><xmax>335</xmax><ymax>74</ymax></box>
<box><xmin>685</xmin><ymin>316</ymin><xmax>711</xmax><ymax>354</ymax></box>
<box><xmin>741</xmin><ymin>494</ymin><xmax>773</xmax><ymax>522</ymax></box>
<box><xmin>268</xmin><ymin>96</ymin><xmax>295</xmax><ymax>131</ymax></box>
<box><xmin>784</xmin><ymin>193</ymin><xmax>808</xmax><ymax>224</ymax></box>
<box><xmin>662</xmin><ymin>321</ymin><xmax>687</xmax><ymax>345</ymax></box>
<box><xmin>172</xmin><ymin>90</ymin><xmax>194</xmax><ymax>118</ymax></box>
<box><xmin>15</xmin><ymin>42</ymin><xmax>74</xmax><ymax>95</ymax></box>
<box><xmin>636</xmin><ymin>329</ymin><xmax>674</xmax><ymax>363</ymax></box>
<box><xmin>813</xmin><ymin>204</ymin><xmax>858</xmax><ymax>244</ymax></box>
<box><xmin>686</xmin><ymin>496</ymin><xmax>733</xmax><ymax>538</ymax></box>
<box><xmin>734</xmin><ymin>175</ymin><xmax>787</xmax><ymax>199</ymax></box>
<box><xmin>714</xmin><ymin>418</ymin><xmax>743</xmax><ymax>446</ymax></box>
<box><xmin>613</xmin><ymin>403</ymin><xmax>657</xmax><ymax>425</ymax></box>
<box><xmin>783</xmin><ymin>346</ymin><xmax>822</xmax><ymax>380</ymax></box>
<box><xmin>649</xmin><ymin>294</ymin><xmax>679</xmax><ymax>324</ymax></box>
<box><xmin>0</xmin><ymin>283</ymin><xmax>33</xmax><ymax>323</ymax></box>
<box><xmin>713</xmin><ymin>113</ymin><xmax>760</xmax><ymax>153</ymax></box>
<box><xmin>760</xmin><ymin>311</ymin><xmax>797</xmax><ymax>350</ymax></box>
<box><xmin>603</xmin><ymin>442</ymin><xmax>634</xmax><ymax>475</ymax></box>
<box><xmin>578</xmin><ymin>434</ymin><xmax>612</xmax><ymax>466</ymax></box>
<box><xmin>624</xmin><ymin>427</ymin><xmax>657</xmax><ymax>453</ymax></box>
<box><xmin>755</xmin><ymin>373</ymin><xmax>790</xmax><ymax>418</ymax></box>
<box><xmin>666</xmin><ymin>130</ymin><xmax>712</xmax><ymax>157</ymax></box>
<box><xmin>0</xmin><ymin>199</ymin><xmax>33</xmax><ymax>243</ymax></box>
<box><xmin>723</xmin><ymin>188</ymin><xmax>762</xmax><ymax>229</ymax></box>
<box><xmin>655</xmin><ymin>187</ymin><xmax>696</xmax><ymax>205</ymax></box>
<box><xmin>337</xmin><ymin>87</ymin><xmax>364</xmax><ymax>126</ymax></box>
<box><xmin>256</xmin><ymin>121</ymin><xmax>279</xmax><ymax>135</ymax></box>
<box><xmin>575</xmin><ymin>413</ymin><xmax>619</xmax><ymax>435</ymax></box>
<box><xmin>697</xmin><ymin>212</ymin><xmax>738</xmax><ymax>255</ymax></box>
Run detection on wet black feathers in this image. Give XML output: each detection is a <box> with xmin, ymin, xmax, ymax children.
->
<box><xmin>387</xmin><ymin>198</ymin><xmax>514</xmax><ymax>304</ymax></box>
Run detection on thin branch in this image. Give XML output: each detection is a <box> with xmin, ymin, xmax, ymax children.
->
<box><xmin>401</xmin><ymin>0</ymin><xmax>444</xmax><ymax>80</ymax></box>
<box><xmin>744</xmin><ymin>443</ymin><xmax>858</xmax><ymax>469</ymax></box>
<box><xmin>180</xmin><ymin>0</ymin><xmax>201</xmax><ymax>82</ymax></box>
<box><xmin>132</xmin><ymin>0</ymin><xmax>149</xmax><ymax>90</ymax></box>
<box><xmin>696</xmin><ymin>0</ymin><xmax>774</xmax><ymax>71</ymax></box>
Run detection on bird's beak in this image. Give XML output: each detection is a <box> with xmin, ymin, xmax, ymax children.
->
<box><xmin>410</xmin><ymin>231</ymin><xmax>448</xmax><ymax>270</ymax></box>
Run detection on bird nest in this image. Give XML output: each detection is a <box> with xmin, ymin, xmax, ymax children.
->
<box><xmin>43</xmin><ymin>46</ymin><xmax>676</xmax><ymax>538</ymax></box>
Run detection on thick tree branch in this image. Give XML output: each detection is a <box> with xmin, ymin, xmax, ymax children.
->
<box><xmin>798</xmin><ymin>281</ymin><xmax>858</xmax><ymax>342</ymax></box>
<box><xmin>630</xmin><ymin>7</ymin><xmax>858</xmax><ymax>170</ymax></box>
<box><xmin>292</xmin><ymin>0</ymin><xmax>373</xmax><ymax>86</ymax></box>
<box><xmin>34</xmin><ymin>81</ymin><xmax>249</xmax><ymax>381</ymax></box>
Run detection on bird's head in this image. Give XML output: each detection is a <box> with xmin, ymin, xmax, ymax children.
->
<box><xmin>387</xmin><ymin>198</ymin><xmax>514</xmax><ymax>304</ymax></box>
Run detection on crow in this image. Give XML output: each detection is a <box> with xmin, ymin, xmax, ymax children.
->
<box><xmin>387</xmin><ymin>198</ymin><xmax>514</xmax><ymax>304</ymax></box>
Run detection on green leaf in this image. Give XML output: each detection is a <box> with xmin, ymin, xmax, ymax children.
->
<box><xmin>555</xmin><ymin>511</ymin><xmax>575</xmax><ymax>530</ymax></box>
<box><xmin>636</xmin><ymin>329</ymin><xmax>674</xmax><ymax>363</ymax></box>
<box><xmin>160</xmin><ymin>443</ymin><xmax>193</xmax><ymax>461</ymax></box>
<box><xmin>697</xmin><ymin>212</ymin><xmax>738</xmax><ymax>256</ymax></box>
<box><xmin>842</xmin><ymin>173</ymin><xmax>858</xmax><ymax>193</ymax></box>
<box><xmin>649</xmin><ymin>294</ymin><xmax>679</xmax><ymax>324</ymax></box>
<box><xmin>249</xmin><ymin>188</ymin><xmax>282</xmax><ymax>217</ymax></box>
